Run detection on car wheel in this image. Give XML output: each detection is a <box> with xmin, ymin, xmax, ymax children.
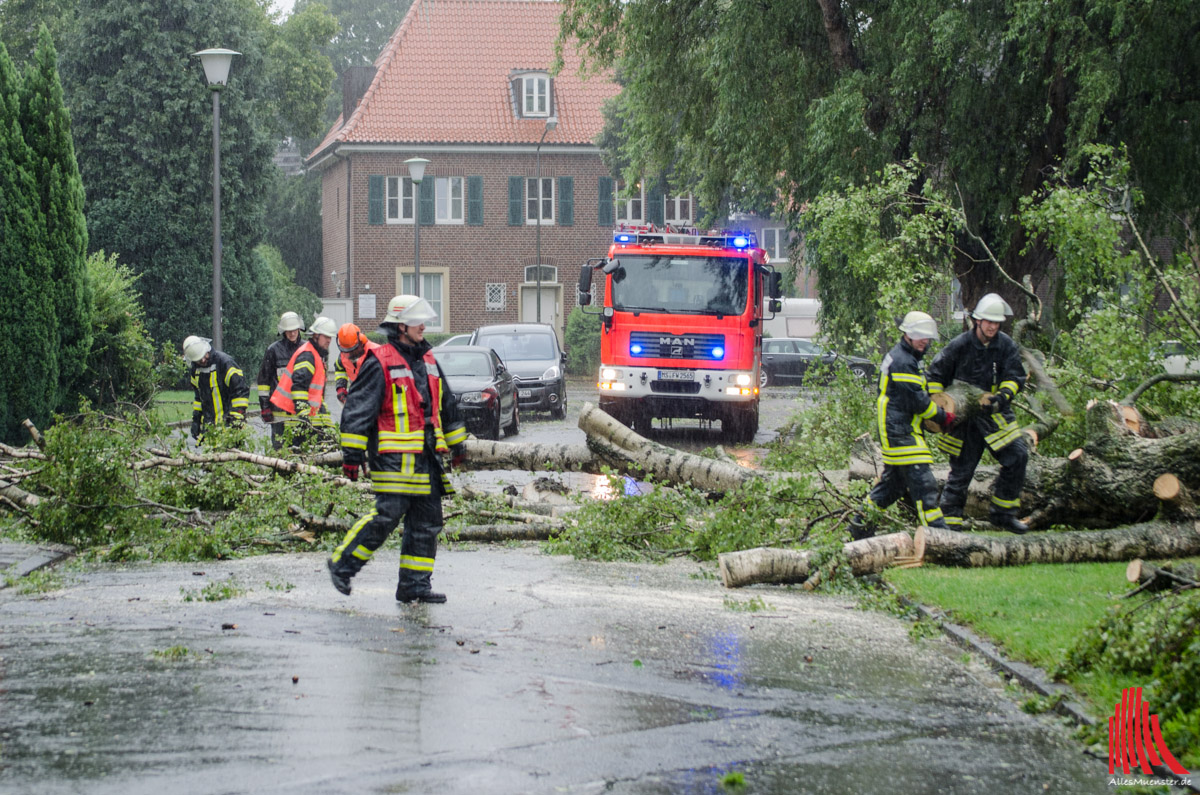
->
<box><xmin>504</xmin><ymin>403</ymin><xmax>520</xmax><ymax>437</ymax></box>
<box><xmin>850</xmin><ymin>365</ymin><xmax>870</xmax><ymax>381</ymax></box>
<box><xmin>550</xmin><ymin>399</ymin><xmax>566</xmax><ymax>420</ymax></box>
<box><xmin>759</xmin><ymin>368</ymin><xmax>770</xmax><ymax>389</ymax></box>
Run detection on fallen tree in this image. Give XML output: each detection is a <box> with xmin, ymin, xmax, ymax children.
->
<box><xmin>718</xmin><ymin>532</ymin><xmax>917</xmax><ymax>588</ymax></box>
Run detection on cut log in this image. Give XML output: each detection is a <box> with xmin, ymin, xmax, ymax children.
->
<box><xmin>925</xmin><ymin>383</ymin><xmax>987</xmax><ymax>433</ymax></box>
<box><xmin>915</xmin><ymin>520</ymin><xmax>1200</xmax><ymax>568</ymax></box>
<box><xmin>0</xmin><ymin>478</ymin><xmax>40</xmax><ymax>509</ymax></box>
<box><xmin>1125</xmin><ymin>558</ymin><xmax>1198</xmax><ymax>594</ymax></box>
<box><xmin>1154</xmin><ymin>474</ymin><xmax>1197</xmax><ymax>520</ymax></box>
<box><xmin>718</xmin><ymin>531</ymin><xmax>915</xmax><ymax>588</ymax></box>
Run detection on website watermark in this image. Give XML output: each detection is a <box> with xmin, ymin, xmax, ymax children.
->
<box><xmin>1106</xmin><ymin>687</ymin><xmax>1190</xmax><ymax>787</ymax></box>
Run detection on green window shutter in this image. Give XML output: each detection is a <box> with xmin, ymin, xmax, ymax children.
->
<box><xmin>557</xmin><ymin>176</ymin><xmax>574</xmax><ymax>226</ymax></box>
<box><xmin>467</xmin><ymin>176</ymin><xmax>483</xmax><ymax>226</ymax></box>
<box><xmin>508</xmin><ymin>176</ymin><xmax>523</xmax><ymax>226</ymax></box>
<box><xmin>368</xmin><ymin>175</ymin><xmax>384</xmax><ymax>225</ymax></box>
<box><xmin>418</xmin><ymin>178</ymin><xmax>435</xmax><ymax>226</ymax></box>
<box><xmin>647</xmin><ymin>184</ymin><xmax>665</xmax><ymax>227</ymax></box>
<box><xmin>597</xmin><ymin>176</ymin><xmax>614</xmax><ymax>227</ymax></box>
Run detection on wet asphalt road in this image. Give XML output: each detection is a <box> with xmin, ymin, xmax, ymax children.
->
<box><xmin>0</xmin><ymin>383</ymin><xmax>1110</xmax><ymax>794</ymax></box>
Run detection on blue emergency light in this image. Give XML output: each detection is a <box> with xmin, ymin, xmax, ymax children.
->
<box><xmin>630</xmin><ymin>343</ymin><xmax>644</xmax><ymax>355</ymax></box>
<box><xmin>732</xmin><ymin>236</ymin><xmax>749</xmax><ymax>248</ymax></box>
<box><xmin>712</xmin><ymin>346</ymin><xmax>725</xmax><ymax>359</ymax></box>
<box><xmin>615</xmin><ymin>233</ymin><xmax>634</xmax><ymax>243</ymax></box>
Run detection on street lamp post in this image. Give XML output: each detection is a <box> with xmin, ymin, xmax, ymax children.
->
<box><xmin>405</xmin><ymin>157</ymin><xmax>430</xmax><ymax>297</ymax></box>
<box><xmin>534</xmin><ymin>117</ymin><xmax>557</xmax><ymax>323</ymax></box>
<box><xmin>193</xmin><ymin>48</ymin><xmax>240</xmax><ymax>352</ymax></box>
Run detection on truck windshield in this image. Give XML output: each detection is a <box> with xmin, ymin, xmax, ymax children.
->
<box><xmin>609</xmin><ymin>255</ymin><xmax>749</xmax><ymax>316</ymax></box>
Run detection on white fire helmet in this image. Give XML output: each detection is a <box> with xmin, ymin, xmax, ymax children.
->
<box><xmin>972</xmin><ymin>293</ymin><xmax>1014</xmax><ymax>322</ymax></box>
<box><xmin>898</xmin><ymin>311</ymin><xmax>938</xmax><ymax>341</ymax></box>
<box><xmin>277</xmin><ymin>311</ymin><xmax>304</xmax><ymax>334</ymax></box>
<box><xmin>182</xmin><ymin>335</ymin><xmax>212</xmax><ymax>363</ymax></box>
<box><xmin>382</xmin><ymin>295</ymin><xmax>439</xmax><ymax>327</ymax></box>
<box><xmin>309</xmin><ymin>316</ymin><xmax>338</xmax><ymax>339</ymax></box>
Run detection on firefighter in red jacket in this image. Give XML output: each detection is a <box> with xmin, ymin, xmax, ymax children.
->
<box><xmin>332</xmin><ymin>323</ymin><xmax>379</xmax><ymax>404</ymax></box>
<box><xmin>183</xmin><ymin>336</ymin><xmax>249</xmax><ymax>439</ymax></box>
<box><xmin>269</xmin><ymin>316</ymin><xmax>337</xmax><ymax>437</ymax></box>
<box><xmin>327</xmin><ymin>295</ymin><xmax>468</xmax><ymax>603</ymax></box>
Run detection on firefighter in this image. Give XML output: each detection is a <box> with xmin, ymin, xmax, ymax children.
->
<box><xmin>269</xmin><ymin>316</ymin><xmax>338</xmax><ymax>438</ymax></box>
<box><xmin>849</xmin><ymin>312</ymin><xmax>955</xmax><ymax>540</ymax></box>
<box><xmin>327</xmin><ymin>295</ymin><xmax>469</xmax><ymax>603</ymax></box>
<box><xmin>257</xmin><ymin>312</ymin><xmax>305</xmax><ymax>449</ymax></box>
<box><xmin>332</xmin><ymin>323</ymin><xmax>379</xmax><ymax>404</ymax></box>
<box><xmin>927</xmin><ymin>292</ymin><xmax>1030</xmax><ymax>534</ymax></box>
<box><xmin>183</xmin><ymin>336</ymin><xmax>249</xmax><ymax>439</ymax></box>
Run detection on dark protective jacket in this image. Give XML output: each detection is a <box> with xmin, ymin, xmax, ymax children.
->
<box><xmin>257</xmin><ymin>336</ymin><xmax>302</xmax><ymax>412</ymax></box>
<box><xmin>339</xmin><ymin>333</ymin><xmax>468</xmax><ymax>496</ymax></box>
<box><xmin>876</xmin><ymin>337</ymin><xmax>946</xmax><ymax>466</ymax></box>
<box><xmin>926</xmin><ymin>328</ymin><xmax>1027</xmax><ymax>452</ymax></box>
<box><xmin>269</xmin><ymin>341</ymin><xmax>334</xmax><ymax>428</ymax></box>
<box><xmin>190</xmin><ymin>350</ymin><xmax>249</xmax><ymax>436</ymax></box>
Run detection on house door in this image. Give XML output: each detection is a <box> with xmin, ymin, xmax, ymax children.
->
<box><xmin>520</xmin><ymin>285</ymin><xmax>561</xmax><ymax>328</ymax></box>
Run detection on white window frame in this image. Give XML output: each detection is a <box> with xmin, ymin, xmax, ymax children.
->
<box><xmin>523</xmin><ymin>74</ymin><xmax>549</xmax><ymax>117</ymax></box>
<box><xmin>761</xmin><ymin>227</ymin><xmax>789</xmax><ymax>261</ymax></box>
<box><xmin>485</xmin><ymin>283</ymin><xmax>506</xmax><ymax>312</ymax></box>
<box><xmin>386</xmin><ymin>176</ymin><xmax>415</xmax><ymax>223</ymax></box>
<box><xmin>399</xmin><ymin>271</ymin><xmax>446</xmax><ymax>332</ymax></box>
<box><xmin>435</xmin><ymin>176</ymin><xmax>464</xmax><ymax>224</ymax></box>
<box><xmin>615</xmin><ymin>182</ymin><xmax>644</xmax><ymax>223</ymax></box>
<box><xmin>524</xmin><ymin>265</ymin><xmax>557</xmax><ymax>284</ymax></box>
<box><xmin>663</xmin><ymin>194</ymin><xmax>693</xmax><ymax>225</ymax></box>
<box><xmin>525</xmin><ymin>177</ymin><xmax>555</xmax><ymax>225</ymax></box>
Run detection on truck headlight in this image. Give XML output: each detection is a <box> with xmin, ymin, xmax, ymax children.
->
<box><xmin>735</xmin><ymin>373</ymin><xmax>752</xmax><ymax>386</ymax></box>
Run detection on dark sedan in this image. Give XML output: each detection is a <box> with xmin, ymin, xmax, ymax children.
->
<box><xmin>431</xmin><ymin>346</ymin><xmax>519</xmax><ymax>440</ymax></box>
<box><xmin>759</xmin><ymin>338</ymin><xmax>876</xmax><ymax>388</ymax></box>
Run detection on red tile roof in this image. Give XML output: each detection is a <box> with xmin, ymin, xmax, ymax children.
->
<box><xmin>309</xmin><ymin>0</ymin><xmax>619</xmax><ymax>160</ymax></box>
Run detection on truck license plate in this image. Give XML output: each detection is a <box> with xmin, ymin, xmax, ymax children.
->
<box><xmin>657</xmin><ymin>370</ymin><xmax>695</xmax><ymax>382</ymax></box>
<box><xmin>518</xmin><ymin>388</ymin><xmax>532</xmax><ymax>398</ymax></box>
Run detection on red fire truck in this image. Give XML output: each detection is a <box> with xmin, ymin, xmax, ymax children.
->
<box><xmin>577</xmin><ymin>225</ymin><xmax>782</xmax><ymax>442</ymax></box>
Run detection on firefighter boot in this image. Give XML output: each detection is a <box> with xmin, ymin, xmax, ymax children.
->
<box><xmin>848</xmin><ymin>513</ymin><xmax>875</xmax><ymax>541</ymax></box>
<box><xmin>396</xmin><ymin>583</ymin><xmax>447</xmax><ymax>604</ymax></box>
<box><xmin>989</xmin><ymin>511</ymin><xmax>1029</xmax><ymax>535</ymax></box>
<box><xmin>327</xmin><ymin>558</ymin><xmax>352</xmax><ymax>595</ymax></box>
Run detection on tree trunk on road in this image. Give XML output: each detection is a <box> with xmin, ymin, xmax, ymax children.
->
<box><xmin>718</xmin><ymin>531</ymin><xmax>916</xmax><ymax>588</ymax></box>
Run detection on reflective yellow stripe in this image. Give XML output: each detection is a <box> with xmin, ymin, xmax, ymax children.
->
<box><xmin>991</xmin><ymin>495</ymin><xmax>1021</xmax><ymax>509</ymax></box>
<box><xmin>944</xmin><ymin>515</ymin><xmax>964</xmax><ymax>526</ymax></box>
<box><xmin>192</xmin><ymin>401</ymin><xmax>202</xmax><ymax>410</ymax></box>
<box><xmin>399</xmin><ymin>554</ymin><xmax>435</xmax><ymax>573</ymax></box>
<box><xmin>891</xmin><ymin>373</ymin><xmax>925</xmax><ymax>385</ymax></box>
<box><xmin>342</xmin><ymin>433</ymin><xmax>369</xmax><ymax>450</ymax></box>
<box><xmin>224</xmin><ymin>367</ymin><xmax>243</xmax><ymax>386</ymax></box>
<box><xmin>444</xmin><ymin>425</ymin><xmax>468</xmax><ymax>446</ymax></box>
<box><xmin>927</xmin><ymin>381</ymin><xmax>944</xmax><ymax>394</ymax></box>
<box><xmin>882</xmin><ymin>452</ymin><xmax>934</xmax><ymax>465</ymax></box>
<box><xmin>999</xmin><ymin>380</ymin><xmax>1019</xmax><ymax>396</ymax></box>
<box><xmin>918</xmin><ymin>401</ymin><xmax>939</xmax><ymax>419</ymax></box>
<box><xmin>919</xmin><ymin>506</ymin><xmax>944</xmax><ymax>525</ymax></box>
<box><xmin>231</xmin><ymin>398</ymin><xmax>248</xmax><ymax>409</ymax></box>
<box><xmin>293</xmin><ymin>361</ymin><xmax>315</xmax><ymax>375</ymax></box>
<box><xmin>935</xmin><ymin>434</ymin><xmax>964</xmax><ymax>455</ymax></box>
<box><xmin>257</xmin><ymin>384</ymin><xmax>270</xmax><ymax>396</ymax></box>
<box><xmin>210</xmin><ymin>370</ymin><xmax>223</xmax><ymax>423</ymax></box>
<box><xmin>332</xmin><ymin>510</ymin><xmax>376</xmax><ymax>564</ymax></box>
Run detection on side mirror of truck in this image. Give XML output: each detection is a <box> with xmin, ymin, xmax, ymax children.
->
<box><xmin>768</xmin><ymin>298</ymin><xmax>782</xmax><ymax>314</ymax></box>
<box><xmin>768</xmin><ymin>270</ymin><xmax>783</xmax><ymax>300</ymax></box>
<box><xmin>578</xmin><ymin>264</ymin><xmax>593</xmax><ymax>306</ymax></box>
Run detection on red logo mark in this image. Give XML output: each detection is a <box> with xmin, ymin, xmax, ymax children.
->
<box><xmin>1109</xmin><ymin>687</ymin><xmax>1189</xmax><ymax>776</ymax></box>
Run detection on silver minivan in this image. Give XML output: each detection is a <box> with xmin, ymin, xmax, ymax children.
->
<box><xmin>469</xmin><ymin>323</ymin><xmax>568</xmax><ymax>419</ymax></box>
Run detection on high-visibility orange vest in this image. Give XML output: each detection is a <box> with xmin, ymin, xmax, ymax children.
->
<box><xmin>270</xmin><ymin>341</ymin><xmax>327</xmax><ymax>416</ymax></box>
<box><xmin>338</xmin><ymin>340</ymin><xmax>380</xmax><ymax>385</ymax></box>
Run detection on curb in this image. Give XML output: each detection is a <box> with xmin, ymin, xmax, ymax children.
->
<box><xmin>0</xmin><ymin>542</ymin><xmax>75</xmax><ymax>589</ymax></box>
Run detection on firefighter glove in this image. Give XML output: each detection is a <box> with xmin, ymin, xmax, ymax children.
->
<box><xmin>342</xmin><ymin>463</ymin><xmax>359</xmax><ymax>482</ymax></box>
<box><xmin>943</xmin><ymin>411</ymin><xmax>957</xmax><ymax>429</ymax></box>
<box><xmin>230</xmin><ymin>412</ymin><xmax>245</xmax><ymax>428</ymax></box>
<box><xmin>450</xmin><ymin>446</ymin><xmax>467</xmax><ymax>469</ymax></box>
<box><xmin>337</xmin><ymin>387</ymin><xmax>348</xmax><ymax>404</ymax></box>
<box><xmin>260</xmin><ymin>408</ymin><xmax>274</xmax><ymax>424</ymax></box>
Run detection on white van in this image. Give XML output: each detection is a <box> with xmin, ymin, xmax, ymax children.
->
<box><xmin>762</xmin><ymin>298</ymin><xmax>820</xmax><ymax>339</ymax></box>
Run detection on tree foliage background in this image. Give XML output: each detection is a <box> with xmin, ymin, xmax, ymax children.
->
<box><xmin>559</xmin><ymin>0</ymin><xmax>1200</xmax><ymax>339</ymax></box>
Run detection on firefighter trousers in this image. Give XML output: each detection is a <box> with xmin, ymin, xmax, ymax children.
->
<box><xmin>939</xmin><ymin>430</ymin><xmax>1028</xmax><ymax>526</ymax></box>
<box><xmin>330</xmin><ymin>491</ymin><xmax>444</xmax><ymax>593</ymax></box>
<box><xmin>865</xmin><ymin>463</ymin><xmax>948</xmax><ymax>529</ymax></box>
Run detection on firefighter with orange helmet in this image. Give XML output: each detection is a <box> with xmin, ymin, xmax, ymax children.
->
<box><xmin>183</xmin><ymin>336</ymin><xmax>249</xmax><ymax>439</ymax></box>
<box><xmin>327</xmin><ymin>295</ymin><xmax>468</xmax><ymax>604</ymax></box>
<box><xmin>332</xmin><ymin>323</ymin><xmax>379</xmax><ymax>404</ymax></box>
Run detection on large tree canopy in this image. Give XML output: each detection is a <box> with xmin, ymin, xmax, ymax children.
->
<box><xmin>559</xmin><ymin>0</ymin><xmax>1200</xmax><ymax>318</ymax></box>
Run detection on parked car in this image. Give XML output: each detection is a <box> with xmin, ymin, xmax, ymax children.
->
<box><xmin>435</xmin><ymin>333</ymin><xmax>473</xmax><ymax>348</ymax></box>
<box><xmin>469</xmin><ymin>323</ymin><xmax>568</xmax><ymax>418</ymax></box>
<box><xmin>759</xmin><ymin>338</ymin><xmax>876</xmax><ymax>388</ymax></box>
<box><xmin>431</xmin><ymin>345</ymin><xmax>519</xmax><ymax>440</ymax></box>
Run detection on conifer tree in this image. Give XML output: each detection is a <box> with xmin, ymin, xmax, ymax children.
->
<box><xmin>20</xmin><ymin>26</ymin><xmax>91</xmax><ymax>407</ymax></box>
<box><xmin>0</xmin><ymin>43</ymin><xmax>59</xmax><ymax>444</ymax></box>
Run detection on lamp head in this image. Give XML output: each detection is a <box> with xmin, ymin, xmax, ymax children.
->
<box><xmin>405</xmin><ymin>157</ymin><xmax>431</xmax><ymax>183</ymax></box>
<box><xmin>193</xmin><ymin>48</ymin><xmax>240</xmax><ymax>88</ymax></box>
<box><xmin>545</xmin><ymin>116</ymin><xmax>558</xmax><ymax>131</ymax></box>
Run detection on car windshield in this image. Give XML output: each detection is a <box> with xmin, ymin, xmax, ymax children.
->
<box><xmin>432</xmin><ymin>351</ymin><xmax>491</xmax><ymax>378</ymax></box>
<box><xmin>476</xmin><ymin>333</ymin><xmax>554</xmax><ymax>361</ymax></box>
<box><xmin>608</xmin><ymin>255</ymin><xmax>749</xmax><ymax>316</ymax></box>
<box><xmin>795</xmin><ymin>340</ymin><xmax>824</xmax><ymax>355</ymax></box>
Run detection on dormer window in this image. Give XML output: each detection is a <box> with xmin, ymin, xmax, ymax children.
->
<box><xmin>523</xmin><ymin>74</ymin><xmax>550</xmax><ymax>116</ymax></box>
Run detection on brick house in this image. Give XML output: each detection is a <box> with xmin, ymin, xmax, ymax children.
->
<box><xmin>306</xmin><ymin>0</ymin><xmax>629</xmax><ymax>340</ymax></box>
